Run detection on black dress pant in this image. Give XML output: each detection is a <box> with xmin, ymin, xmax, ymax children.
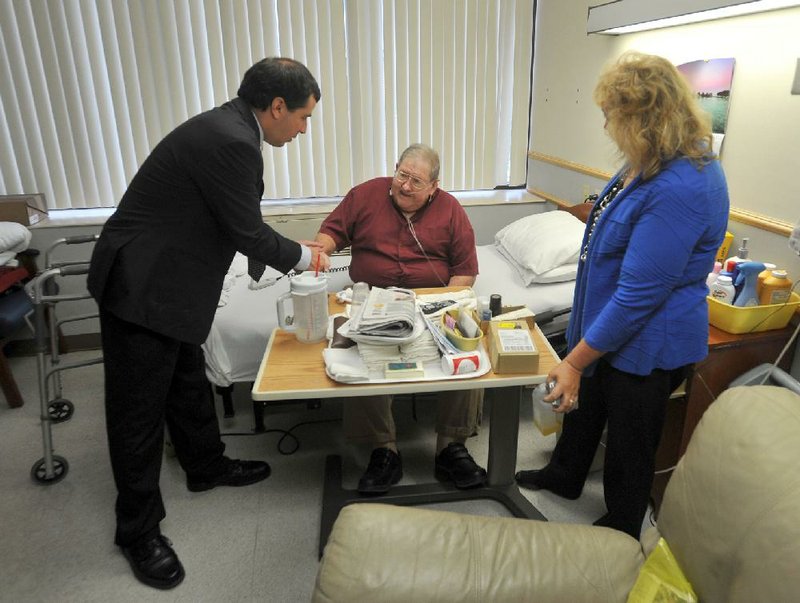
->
<box><xmin>100</xmin><ymin>308</ymin><xmax>226</xmax><ymax>547</ymax></box>
<box><xmin>546</xmin><ymin>359</ymin><xmax>687</xmax><ymax>538</ymax></box>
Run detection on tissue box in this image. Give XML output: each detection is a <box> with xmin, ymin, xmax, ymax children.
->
<box><xmin>0</xmin><ymin>194</ymin><xmax>48</xmax><ymax>226</ymax></box>
<box><xmin>488</xmin><ymin>320</ymin><xmax>539</xmax><ymax>374</ymax></box>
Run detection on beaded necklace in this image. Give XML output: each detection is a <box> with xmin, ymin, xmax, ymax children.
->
<box><xmin>580</xmin><ymin>171</ymin><xmax>629</xmax><ymax>262</ymax></box>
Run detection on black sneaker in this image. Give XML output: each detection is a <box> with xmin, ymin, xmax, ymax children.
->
<box><xmin>357</xmin><ymin>447</ymin><xmax>403</xmax><ymax>494</ymax></box>
<box><xmin>121</xmin><ymin>534</ymin><xmax>185</xmax><ymax>590</ymax></box>
<box><xmin>435</xmin><ymin>443</ymin><xmax>487</xmax><ymax>489</ymax></box>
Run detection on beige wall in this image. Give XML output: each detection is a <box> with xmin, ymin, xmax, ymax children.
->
<box><xmin>529</xmin><ymin>0</ymin><xmax>800</xmax><ymax>375</ymax></box>
<box><xmin>529</xmin><ymin>0</ymin><xmax>800</xmax><ymax>268</ymax></box>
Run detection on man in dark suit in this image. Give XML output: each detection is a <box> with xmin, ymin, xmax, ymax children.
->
<box><xmin>87</xmin><ymin>57</ymin><xmax>330</xmax><ymax>590</ymax></box>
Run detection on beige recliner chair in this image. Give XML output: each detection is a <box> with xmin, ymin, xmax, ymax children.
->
<box><xmin>313</xmin><ymin>385</ymin><xmax>800</xmax><ymax>602</ymax></box>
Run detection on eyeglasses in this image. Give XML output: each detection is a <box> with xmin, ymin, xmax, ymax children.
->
<box><xmin>393</xmin><ymin>169</ymin><xmax>432</xmax><ymax>191</ymax></box>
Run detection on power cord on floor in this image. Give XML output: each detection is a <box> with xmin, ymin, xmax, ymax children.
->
<box><xmin>220</xmin><ymin>418</ymin><xmax>340</xmax><ymax>455</ymax></box>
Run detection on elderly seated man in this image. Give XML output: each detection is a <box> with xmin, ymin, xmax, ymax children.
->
<box><xmin>314</xmin><ymin>143</ymin><xmax>486</xmax><ymax>494</ymax></box>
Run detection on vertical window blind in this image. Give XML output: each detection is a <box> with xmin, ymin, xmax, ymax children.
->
<box><xmin>0</xmin><ymin>0</ymin><xmax>534</xmax><ymax>210</ymax></box>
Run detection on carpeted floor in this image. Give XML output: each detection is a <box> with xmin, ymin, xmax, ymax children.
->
<box><xmin>0</xmin><ymin>350</ymin><xmax>651</xmax><ymax>602</ymax></box>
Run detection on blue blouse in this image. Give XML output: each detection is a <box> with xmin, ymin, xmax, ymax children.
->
<box><xmin>567</xmin><ymin>157</ymin><xmax>730</xmax><ymax>376</ymax></box>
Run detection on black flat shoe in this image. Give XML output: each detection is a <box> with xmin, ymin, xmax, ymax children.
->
<box><xmin>358</xmin><ymin>447</ymin><xmax>403</xmax><ymax>494</ymax></box>
<box><xmin>435</xmin><ymin>443</ymin><xmax>487</xmax><ymax>489</ymax></box>
<box><xmin>187</xmin><ymin>459</ymin><xmax>271</xmax><ymax>492</ymax></box>
<box><xmin>515</xmin><ymin>468</ymin><xmax>582</xmax><ymax>500</ymax></box>
<box><xmin>121</xmin><ymin>534</ymin><xmax>185</xmax><ymax>590</ymax></box>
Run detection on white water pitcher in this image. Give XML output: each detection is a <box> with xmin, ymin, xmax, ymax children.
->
<box><xmin>276</xmin><ymin>274</ymin><xmax>329</xmax><ymax>343</ymax></box>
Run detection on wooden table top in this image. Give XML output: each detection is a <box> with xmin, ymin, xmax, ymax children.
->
<box><xmin>251</xmin><ymin>289</ymin><xmax>559</xmax><ymax>401</ymax></box>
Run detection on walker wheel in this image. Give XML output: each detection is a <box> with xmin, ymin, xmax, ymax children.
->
<box><xmin>31</xmin><ymin>455</ymin><xmax>69</xmax><ymax>484</ymax></box>
<box><xmin>48</xmin><ymin>399</ymin><xmax>74</xmax><ymax>423</ymax></box>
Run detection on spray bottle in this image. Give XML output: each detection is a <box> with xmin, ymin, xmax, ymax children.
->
<box><xmin>733</xmin><ymin>261</ymin><xmax>766</xmax><ymax>307</ymax></box>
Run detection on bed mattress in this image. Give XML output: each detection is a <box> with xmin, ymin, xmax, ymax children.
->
<box><xmin>203</xmin><ymin>245</ymin><xmax>575</xmax><ymax>386</ymax></box>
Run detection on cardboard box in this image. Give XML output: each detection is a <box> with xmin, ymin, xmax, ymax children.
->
<box><xmin>488</xmin><ymin>320</ymin><xmax>539</xmax><ymax>374</ymax></box>
<box><xmin>480</xmin><ymin>305</ymin><xmax>536</xmax><ymax>335</ymax></box>
<box><xmin>0</xmin><ymin>194</ymin><xmax>48</xmax><ymax>226</ymax></box>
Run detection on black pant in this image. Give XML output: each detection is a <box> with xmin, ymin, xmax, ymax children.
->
<box><xmin>547</xmin><ymin>359</ymin><xmax>687</xmax><ymax>538</ymax></box>
<box><xmin>100</xmin><ymin>308</ymin><xmax>226</xmax><ymax>546</ymax></box>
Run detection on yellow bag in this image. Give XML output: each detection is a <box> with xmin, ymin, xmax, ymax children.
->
<box><xmin>627</xmin><ymin>538</ymin><xmax>697</xmax><ymax>603</ymax></box>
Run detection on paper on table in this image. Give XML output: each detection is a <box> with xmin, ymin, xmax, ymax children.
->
<box><xmin>349</xmin><ymin>287</ymin><xmax>417</xmax><ymax>337</ymax></box>
<box><xmin>323</xmin><ymin>343</ymin><xmax>491</xmax><ymax>384</ymax></box>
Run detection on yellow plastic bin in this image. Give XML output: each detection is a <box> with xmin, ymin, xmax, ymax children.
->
<box><xmin>708</xmin><ymin>292</ymin><xmax>800</xmax><ymax>334</ymax></box>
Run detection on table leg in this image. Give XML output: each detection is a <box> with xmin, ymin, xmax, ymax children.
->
<box><xmin>317</xmin><ymin>385</ymin><xmax>546</xmax><ymax>558</ymax></box>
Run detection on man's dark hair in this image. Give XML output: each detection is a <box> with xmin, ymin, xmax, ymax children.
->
<box><xmin>237</xmin><ymin>57</ymin><xmax>321</xmax><ymax>111</ymax></box>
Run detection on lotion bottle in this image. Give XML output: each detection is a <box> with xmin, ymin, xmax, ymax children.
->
<box><xmin>724</xmin><ymin>237</ymin><xmax>750</xmax><ymax>273</ymax></box>
<box><xmin>706</xmin><ymin>261</ymin><xmax>722</xmax><ymax>289</ymax></box>
<box><xmin>709</xmin><ymin>275</ymin><xmax>735</xmax><ymax>305</ymax></box>
<box><xmin>757</xmin><ymin>263</ymin><xmax>777</xmax><ymax>297</ymax></box>
<box><xmin>759</xmin><ymin>270</ymin><xmax>792</xmax><ymax>305</ymax></box>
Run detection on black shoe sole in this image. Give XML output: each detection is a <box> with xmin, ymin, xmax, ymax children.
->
<box><xmin>434</xmin><ymin>466</ymin><xmax>488</xmax><ymax>489</ymax></box>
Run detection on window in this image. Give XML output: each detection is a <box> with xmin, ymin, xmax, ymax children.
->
<box><xmin>0</xmin><ymin>0</ymin><xmax>534</xmax><ymax>209</ymax></box>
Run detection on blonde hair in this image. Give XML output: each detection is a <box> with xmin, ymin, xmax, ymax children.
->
<box><xmin>593</xmin><ymin>52</ymin><xmax>714</xmax><ymax>180</ymax></box>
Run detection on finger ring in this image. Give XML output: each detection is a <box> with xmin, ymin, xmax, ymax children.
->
<box><xmin>570</xmin><ymin>397</ymin><xmax>577</xmax><ymax>404</ymax></box>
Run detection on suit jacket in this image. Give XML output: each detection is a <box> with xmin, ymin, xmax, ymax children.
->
<box><xmin>88</xmin><ymin>97</ymin><xmax>301</xmax><ymax>344</ymax></box>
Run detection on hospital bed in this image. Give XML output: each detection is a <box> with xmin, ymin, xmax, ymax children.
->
<box><xmin>202</xmin><ymin>209</ymin><xmax>585</xmax><ymax>425</ymax></box>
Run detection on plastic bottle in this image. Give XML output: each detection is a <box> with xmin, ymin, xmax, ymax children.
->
<box><xmin>705</xmin><ymin>261</ymin><xmax>722</xmax><ymax>289</ymax></box>
<box><xmin>759</xmin><ymin>270</ymin><xmax>792</xmax><ymax>305</ymax></box>
<box><xmin>489</xmin><ymin>294</ymin><xmax>502</xmax><ymax>317</ymax></box>
<box><xmin>709</xmin><ymin>275</ymin><xmax>735</xmax><ymax>304</ymax></box>
<box><xmin>757</xmin><ymin>263</ymin><xmax>777</xmax><ymax>297</ymax></box>
<box><xmin>532</xmin><ymin>381</ymin><xmax>563</xmax><ymax>436</ymax></box>
<box><xmin>477</xmin><ymin>296</ymin><xmax>492</xmax><ymax>321</ymax></box>
<box><xmin>724</xmin><ymin>237</ymin><xmax>750</xmax><ymax>273</ymax></box>
<box><xmin>733</xmin><ymin>262</ymin><xmax>766</xmax><ymax>307</ymax></box>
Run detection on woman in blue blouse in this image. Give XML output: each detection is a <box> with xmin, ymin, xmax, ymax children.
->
<box><xmin>516</xmin><ymin>52</ymin><xmax>730</xmax><ymax>538</ymax></box>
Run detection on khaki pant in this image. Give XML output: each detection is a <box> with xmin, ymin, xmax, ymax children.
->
<box><xmin>342</xmin><ymin>389</ymin><xmax>483</xmax><ymax>445</ymax></box>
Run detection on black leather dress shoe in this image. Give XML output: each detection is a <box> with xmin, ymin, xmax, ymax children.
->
<box><xmin>187</xmin><ymin>458</ymin><xmax>271</xmax><ymax>492</ymax></box>
<box><xmin>358</xmin><ymin>447</ymin><xmax>403</xmax><ymax>494</ymax></box>
<box><xmin>515</xmin><ymin>468</ymin><xmax>582</xmax><ymax>500</ymax></box>
<box><xmin>122</xmin><ymin>534</ymin><xmax>185</xmax><ymax>590</ymax></box>
<box><xmin>435</xmin><ymin>443</ymin><xmax>487</xmax><ymax>489</ymax></box>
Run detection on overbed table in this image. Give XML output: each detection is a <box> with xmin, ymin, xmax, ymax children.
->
<box><xmin>251</xmin><ymin>293</ymin><xmax>560</xmax><ymax>556</ymax></box>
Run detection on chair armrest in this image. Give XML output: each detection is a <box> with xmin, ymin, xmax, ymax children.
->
<box><xmin>313</xmin><ymin>503</ymin><xmax>644</xmax><ymax>603</ymax></box>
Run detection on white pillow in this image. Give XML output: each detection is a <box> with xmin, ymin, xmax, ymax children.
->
<box><xmin>496</xmin><ymin>243</ymin><xmax>578</xmax><ymax>285</ymax></box>
<box><xmin>0</xmin><ymin>221</ymin><xmax>31</xmax><ymax>254</ymax></box>
<box><xmin>494</xmin><ymin>211</ymin><xmax>585</xmax><ymax>275</ymax></box>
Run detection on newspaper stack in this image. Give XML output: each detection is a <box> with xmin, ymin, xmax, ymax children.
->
<box><xmin>348</xmin><ymin>287</ymin><xmax>417</xmax><ymax>338</ymax></box>
<box><xmin>356</xmin><ymin>329</ymin><xmax>441</xmax><ymax>373</ymax></box>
